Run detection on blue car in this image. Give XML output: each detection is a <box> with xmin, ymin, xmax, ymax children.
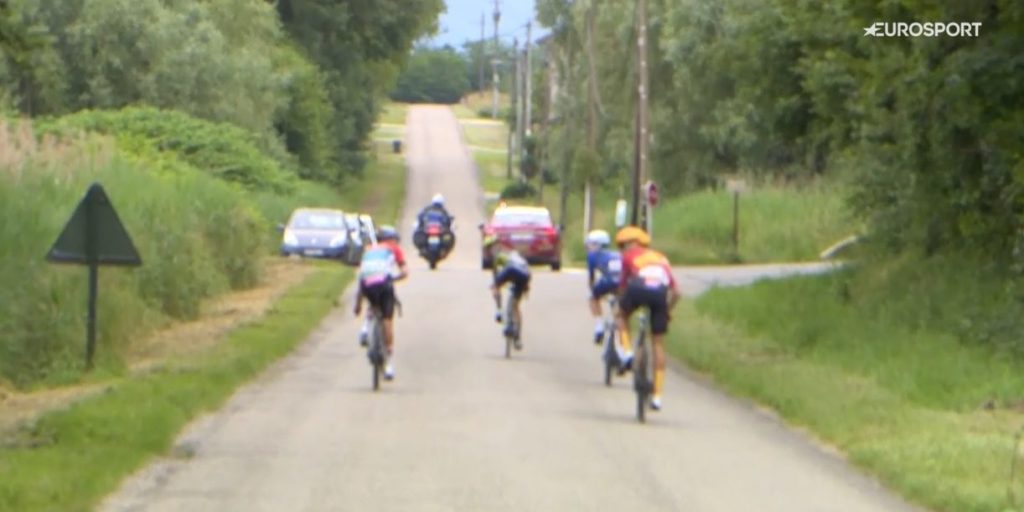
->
<box><xmin>279</xmin><ymin>208</ymin><xmax>354</xmax><ymax>261</ymax></box>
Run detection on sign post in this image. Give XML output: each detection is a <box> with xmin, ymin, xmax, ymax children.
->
<box><xmin>47</xmin><ymin>183</ymin><xmax>142</xmax><ymax>369</ymax></box>
<box><xmin>726</xmin><ymin>179</ymin><xmax>747</xmax><ymax>261</ymax></box>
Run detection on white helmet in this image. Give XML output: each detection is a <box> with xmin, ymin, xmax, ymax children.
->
<box><xmin>585</xmin><ymin>229</ymin><xmax>611</xmax><ymax>248</ymax></box>
<box><xmin>431</xmin><ymin>193</ymin><xmax>444</xmax><ymax>206</ymax></box>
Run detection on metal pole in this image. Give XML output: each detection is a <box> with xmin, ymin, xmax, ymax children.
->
<box><xmin>492</xmin><ymin>0</ymin><xmax>501</xmax><ymax>119</ymax></box>
<box><xmin>732</xmin><ymin>190</ymin><xmax>740</xmax><ymax>257</ymax></box>
<box><xmin>524</xmin><ymin>20</ymin><xmax>533</xmax><ymax>136</ymax></box>
<box><xmin>85</xmin><ymin>195</ymin><xmax>98</xmax><ymax>370</ymax></box>
<box><xmin>479</xmin><ymin>12</ymin><xmax>486</xmax><ymax>92</ymax></box>
<box><xmin>516</xmin><ymin>48</ymin><xmax>526</xmax><ymax>178</ymax></box>
<box><xmin>508</xmin><ymin>37</ymin><xmax>519</xmax><ymax>180</ymax></box>
<box><xmin>630</xmin><ymin>0</ymin><xmax>650</xmax><ymax>226</ymax></box>
<box><xmin>584</xmin><ymin>2</ymin><xmax>599</xmax><ymax>234</ymax></box>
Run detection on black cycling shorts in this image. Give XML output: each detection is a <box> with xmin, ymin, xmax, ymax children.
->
<box><xmin>360</xmin><ymin>281</ymin><xmax>397</xmax><ymax>320</ymax></box>
<box><xmin>495</xmin><ymin>267</ymin><xmax>531</xmax><ymax>300</ymax></box>
<box><xmin>618</xmin><ymin>279</ymin><xmax>670</xmax><ymax>335</ymax></box>
<box><xmin>591</xmin><ymin>279</ymin><xmax>618</xmax><ymax>301</ymax></box>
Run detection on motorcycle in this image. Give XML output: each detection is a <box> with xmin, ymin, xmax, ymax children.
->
<box><xmin>413</xmin><ymin>219</ymin><xmax>455</xmax><ymax>270</ymax></box>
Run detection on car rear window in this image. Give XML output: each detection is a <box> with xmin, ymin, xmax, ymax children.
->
<box><xmin>492</xmin><ymin>211</ymin><xmax>553</xmax><ymax>228</ymax></box>
<box><xmin>289</xmin><ymin>211</ymin><xmax>345</xmax><ymax>230</ymax></box>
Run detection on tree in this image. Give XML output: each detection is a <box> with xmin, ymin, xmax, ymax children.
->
<box><xmin>391</xmin><ymin>47</ymin><xmax>470</xmax><ymax>104</ymax></box>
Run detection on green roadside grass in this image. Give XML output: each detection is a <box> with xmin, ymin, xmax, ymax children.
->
<box><xmin>0</xmin><ymin>111</ymin><xmax>409</xmax><ymax>511</ymax></box>
<box><xmin>452</xmin><ymin>104</ymin><xmax>512</xmax><ymax>200</ymax></box>
<box><xmin>0</xmin><ymin>263</ymin><xmax>352</xmax><ymax>512</ymax></box>
<box><xmin>378</xmin><ymin>102</ymin><xmax>409</xmax><ymax>125</ymax></box>
<box><xmin>652</xmin><ymin>183</ymin><xmax>857</xmax><ymax>264</ymax></box>
<box><xmin>671</xmin><ymin>259</ymin><xmax>1024</xmax><ymax>512</ymax></box>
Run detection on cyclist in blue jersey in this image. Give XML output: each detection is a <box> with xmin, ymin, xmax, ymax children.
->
<box><xmin>586</xmin><ymin>230</ymin><xmax>626</xmax><ymax>346</ymax></box>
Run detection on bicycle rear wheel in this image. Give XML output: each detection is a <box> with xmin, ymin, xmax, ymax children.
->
<box><xmin>504</xmin><ymin>293</ymin><xmax>515</xmax><ymax>358</ymax></box>
<box><xmin>603</xmin><ymin>326</ymin><xmax>616</xmax><ymax>386</ymax></box>
<box><xmin>633</xmin><ymin>330</ymin><xmax>650</xmax><ymax>423</ymax></box>
<box><xmin>371</xmin><ymin>318</ymin><xmax>384</xmax><ymax>391</ymax></box>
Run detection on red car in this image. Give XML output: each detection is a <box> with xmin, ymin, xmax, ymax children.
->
<box><xmin>480</xmin><ymin>205</ymin><xmax>562</xmax><ymax>271</ymax></box>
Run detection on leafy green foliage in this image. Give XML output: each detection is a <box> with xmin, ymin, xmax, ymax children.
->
<box><xmin>391</xmin><ymin>47</ymin><xmax>471</xmax><ymax>104</ymax></box>
<box><xmin>277</xmin><ymin>0</ymin><xmax>444</xmax><ymax>175</ymax></box>
<box><xmin>0</xmin><ymin>126</ymin><xmax>269</xmax><ymax>387</ymax></box>
<box><xmin>0</xmin><ymin>0</ymin><xmax>439</xmax><ymax>186</ymax></box>
<box><xmin>500</xmin><ymin>180</ymin><xmax>538</xmax><ymax>199</ymax></box>
<box><xmin>535</xmin><ymin>0</ymin><xmax>1024</xmax><ymax>266</ymax></box>
<box><xmin>41</xmin><ymin>107</ymin><xmax>298</xmax><ymax>193</ymax></box>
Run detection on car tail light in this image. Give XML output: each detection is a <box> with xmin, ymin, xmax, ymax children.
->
<box><xmin>543</xmin><ymin>227</ymin><xmax>558</xmax><ymax>241</ymax></box>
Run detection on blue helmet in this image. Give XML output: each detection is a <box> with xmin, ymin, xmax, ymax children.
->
<box><xmin>377</xmin><ymin>225</ymin><xmax>399</xmax><ymax>242</ymax></box>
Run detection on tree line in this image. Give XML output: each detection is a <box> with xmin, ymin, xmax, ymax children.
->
<box><xmin>534</xmin><ymin>0</ymin><xmax>1023</xmax><ymax>263</ymax></box>
<box><xmin>0</xmin><ymin>0</ymin><xmax>443</xmax><ymax>185</ymax></box>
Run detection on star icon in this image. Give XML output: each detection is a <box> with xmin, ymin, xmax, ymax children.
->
<box><xmin>864</xmin><ymin>23</ymin><xmax>881</xmax><ymax>36</ymax></box>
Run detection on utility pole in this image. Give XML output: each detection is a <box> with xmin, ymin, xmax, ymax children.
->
<box><xmin>507</xmin><ymin>37</ymin><xmax>519</xmax><ymax>180</ymax></box>
<box><xmin>491</xmin><ymin>0</ymin><xmax>501</xmax><ymax>119</ymax></box>
<box><xmin>559</xmin><ymin>31</ymin><xmax>577</xmax><ymax>232</ymax></box>
<box><xmin>515</xmin><ymin>44</ymin><xmax>527</xmax><ymax>179</ymax></box>
<box><xmin>631</xmin><ymin>0</ymin><xmax>650</xmax><ymax>227</ymax></box>
<box><xmin>524</xmin><ymin>20</ymin><xmax>533</xmax><ymax>137</ymax></box>
<box><xmin>539</xmin><ymin>42</ymin><xmax>553</xmax><ymax>203</ymax></box>
<box><xmin>479</xmin><ymin>12</ymin><xmax>486</xmax><ymax>92</ymax></box>
<box><xmin>584</xmin><ymin>1</ymin><xmax>600</xmax><ymax>234</ymax></box>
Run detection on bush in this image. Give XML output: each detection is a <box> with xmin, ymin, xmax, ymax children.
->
<box><xmin>500</xmin><ymin>180</ymin><xmax>537</xmax><ymax>199</ymax></box>
<box><xmin>0</xmin><ymin>123</ymin><xmax>267</xmax><ymax>387</ymax></box>
<box><xmin>39</xmin><ymin>107</ymin><xmax>298</xmax><ymax>193</ymax></box>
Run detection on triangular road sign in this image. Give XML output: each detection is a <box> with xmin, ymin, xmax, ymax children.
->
<box><xmin>46</xmin><ymin>183</ymin><xmax>142</xmax><ymax>266</ymax></box>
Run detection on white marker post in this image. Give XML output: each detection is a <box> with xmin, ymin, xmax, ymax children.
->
<box><xmin>614</xmin><ymin>199</ymin><xmax>628</xmax><ymax>229</ymax></box>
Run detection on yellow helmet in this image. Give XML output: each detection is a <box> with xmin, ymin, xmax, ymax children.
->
<box><xmin>615</xmin><ymin>226</ymin><xmax>650</xmax><ymax>247</ymax></box>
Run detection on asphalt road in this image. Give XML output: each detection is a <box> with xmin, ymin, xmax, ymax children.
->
<box><xmin>101</xmin><ymin>106</ymin><xmax>920</xmax><ymax>512</ymax></box>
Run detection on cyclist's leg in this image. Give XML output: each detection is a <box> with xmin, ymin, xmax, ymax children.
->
<box><xmin>616</xmin><ymin>285</ymin><xmax>638</xmax><ymax>355</ymax></box>
<box><xmin>356</xmin><ymin>284</ymin><xmax>370</xmax><ymax>345</ymax></box>
<box><xmin>493</xmin><ymin>268</ymin><xmax>513</xmax><ymax>318</ymax></box>
<box><xmin>648</xmin><ymin>289</ymin><xmax>671</xmax><ymax>403</ymax></box>
<box><xmin>377</xmin><ymin>285</ymin><xmax>397</xmax><ymax>354</ymax></box>
<box><xmin>511</xmin><ymin>272</ymin><xmax>529</xmax><ymax>338</ymax></box>
<box><xmin>590</xmin><ymin>281</ymin><xmax>612</xmax><ymax>342</ymax></box>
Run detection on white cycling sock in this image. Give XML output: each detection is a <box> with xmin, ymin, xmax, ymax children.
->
<box><xmin>594</xmin><ymin>319</ymin><xmax>604</xmax><ymax>333</ymax></box>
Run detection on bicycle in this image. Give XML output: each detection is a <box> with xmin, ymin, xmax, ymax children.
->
<box><xmin>502</xmin><ymin>288</ymin><xmax>522</xmax><ymax>359</ymax></box>
<box><xmin>601</xmin><ymin>295</ymin><xmax>623</xmax><ymax>386</ymax></box>
<box><xmin>365</xmin><ymin>299</ymin><xmax>401</xmax><ymax>391</ymax></box>
<box><xmin>631</xmin><ymin>310</ymin><xmax>654</xmax><ymax>423</ymax></box>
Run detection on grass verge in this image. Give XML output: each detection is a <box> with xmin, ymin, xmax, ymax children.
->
<box><xmin>653</xmin><ymin>182</ymin><xmax>858</xmax><ymax>264</ymax></box>
<box><xmin>378</xmin><ymin>102</ymin><xmax>409</xmax><ymax>125</ymax></box>
<box><xmin>0</xmin><ymin>263</ymin><xmax>352</xmax><ymax>512</ymax></box>
<box><xmin>670</xmin><ymin>259</ymin><xmax>1024</xmax><ymax>512</ymax></box>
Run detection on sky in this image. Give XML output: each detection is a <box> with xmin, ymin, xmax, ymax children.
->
<box><xmin>426</xmin><ymin>0</ymin><xmax>544</xmax><ymax>49</ymax></box>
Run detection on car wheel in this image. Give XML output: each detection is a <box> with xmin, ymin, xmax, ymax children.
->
<box><xmin>550</xmin><ymin>260</ymin><xmax>561</xmax><ymax>272</ymax></box>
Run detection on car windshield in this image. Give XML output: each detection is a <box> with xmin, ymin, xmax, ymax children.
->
<box><xmin>493</xmin><ymin>211</ymin><xmax>552</xmax><ymax>228</ymax></box>
<box><xmin>289</xmin><ymin>211</ymin><xmax>346</xmax><ymax>230</ymax></box>
<box><xmin>345</xmin><ymin>216</ymin><xmax>361</xmax><ymax>229</ymax></box>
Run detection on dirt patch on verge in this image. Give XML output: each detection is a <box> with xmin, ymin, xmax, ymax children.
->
<box><xmin>0</xmin><ymin>257</ymin><xmax>321</xmax><ymax>436</ymax></box>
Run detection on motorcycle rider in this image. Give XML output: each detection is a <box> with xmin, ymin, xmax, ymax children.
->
<box><xmin>413</xmin><ymin>193</ymin><xmax>455</xmax><ymax>255</ymax></box>
<box><xmin>416</xmin><ymin>194</ymin><xmax>452</xmax><ymax>230</ymax></box>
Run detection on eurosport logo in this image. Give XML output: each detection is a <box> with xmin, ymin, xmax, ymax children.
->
<box><xmin>863</xmin><ymin>22</ymin><xmax>982</xmax><ymax>38</ymax></box>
